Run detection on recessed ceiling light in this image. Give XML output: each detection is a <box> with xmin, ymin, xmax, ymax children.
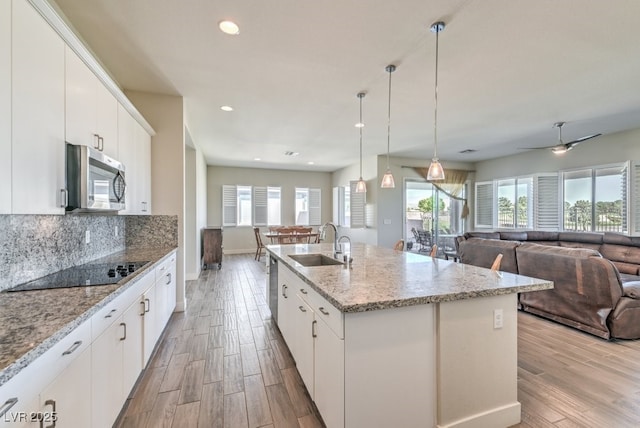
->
<box><xmin>218</xmin><ymin>20</ymin><xmax>239</xmax><ymax>35</ymax></box>
<box><xmin>355</xmin><ymin>122</ymin><xmax>364</xmax><ymax>128</ymax></box>
<box><xmin>284</xmin><ymin>151</ymin><xmax>299</xmax><ymax>156</ymax></box>
<box><xmin>307</xmin><ymin>161</ymin><xmax>314</xmax><ymax>165</ymax></box>
<box><xmin>254</xmin><ymin>157</ymin><xmax>261</xmax><ymax>161</ymax></box>
<box><xmin>220</xmin><ymin>105</ymin><xmax>233</xmax><ymax>112</ymax></box>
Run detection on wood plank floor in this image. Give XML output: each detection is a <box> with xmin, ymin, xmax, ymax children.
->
<box><xmin>117</xmin><ymin>254</ymin><xmax>640</xmax><ymax>428</ymax></box>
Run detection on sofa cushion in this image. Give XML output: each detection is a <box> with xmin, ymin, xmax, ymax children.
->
<box><xmin>465</xmin><ymin>231</ymin><xmax>500</xmax><ymax>240</ymax></box>
<box><xmin>599</xmin><ymin>244</ymin><xmax>640</xmax><ymax>273</ymax></box>
<box><xmin>517</xmin><ymin>243</ymin><xmax>623</xmax><ymax>339</ymax></box>
<box><xmin>621</xmin><ymin>280</ymin><xmax>640</xmax><ymax>299</ymax></box>
<box><xmin>525</xmin><ymin>231</ymin><xmax>559</xmax><ymax>241</ymax></box>
<box><xmin>558</xmin><ymin>241</ymin><xmax>603</xmax><ymax>251</ymax></box>
<box><xmin>603</xmin><ymin>232</ymin><xmax>640</xmax><ymax>248</ymax></box>
<box><xmin>499</xmin><ymin>231</ymin><xmax>528</xmax><ymax>241</ymax></box>
<box><xmin>458</xmin><ymin>238</ymin><xmax>520</xmax><ymax>274</ymax></box>
<box><xmin>558</xmin><ymin>231</ymin><xmax>603</xmax><ymax>244</ymax></box>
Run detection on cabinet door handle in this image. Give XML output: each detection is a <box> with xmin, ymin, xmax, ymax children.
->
<box><xmin>120</xmin><ymin>322</ymin><xmax>127</xmax><ymax>340</ymax></box>
<box><xmin>98</xmin><ymin>136</ymin><xmax>104</xmax><ymax>151</ymax></box>
<box><xmin>319</xmin><ymin>307</ymin><xmax>330</xmax><ymax>316</ymax></box>
<box><xmin>140</xmin><ymin>301</ymin><xmax>146</xmax><ymax>316</ymax></box>
<box><xmin>312</xmin><ymin>320</ymin><xmax>317</xmax><ymax>338</ymax></box>
<box><xmin>62</xmin><ymin>340</ymin><xmax>82</xmax><ymax>356</ymax></box>
<box><xmin>298</xmin><ymin>305</ymin><xmax>306</xmax><ymax>313</ymax></box>
<box><xmin>300</xmin><ymin>288</ymin><xmax>308</xmax><ymax>294</ymax></box>
<box><xmin>93</xmin><ymin>133</ymin><xmax>100</xmax><ymax>150</ymax></box>
<box><xmin>282</xmin><ymin>284</ymin><xmax>288</xmax><ymax>298</ymax></box>
<box><xmin>59</xmin><ymin>188</ymin><xmax>68</xmax><ymax>208</ymax></box>
<box><xmin>104</xmin><ymin>308</ymin><xmax>117</xmax><ymax>318</ymax></box>
<box><xmin>42</xmin><ymin>399</ymin><xmax>56</xmax><ymax>428</ymax></box>
<box><xmin>145</xmin><ymin>298</ymin><xmax>150</xmax><ymax>313</ymax></box>
<box><xmin>0</xmin><ymin>397</ymin><xmax>18</xmax><ymax>418</ymax></box>
<box><xmin>166</xmin><ymin>273</ymin><xmax>172</xmax><ymax>285</ymax></box>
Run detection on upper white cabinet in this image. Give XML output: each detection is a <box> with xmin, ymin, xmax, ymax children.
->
<box><xmin>0</xmin><ymin>0</ymin><xmax>10</xmax><ymax>214</ymax></box>
<box><xmin>12</xmin><ymin>0</ymin><xmax>65</xmax><ymax>215</ymax></box>
<box><xmin>65</xmin><ymin>46</ymin><xmax>118</xmax><ymax>158</ymax></box>
<box><xmin>118</xmin><ymin>103</ymin><xmax>152</xmax><ymax>215</ymax></box>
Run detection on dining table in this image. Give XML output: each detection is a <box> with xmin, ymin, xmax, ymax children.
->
<box><xmin>264</xmin><ymin>232</ymin><xmax>320</xmax><ymax>244</ymax></box>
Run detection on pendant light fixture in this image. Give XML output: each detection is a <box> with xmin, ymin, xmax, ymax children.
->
<box><xmin>427</xmin><ymin>21</ymin><xmax>446</xmax><ymax>181</ymax></box>
<box><xmin>355</xmin><ymin>92</ymin><xmax>367</xmax><ymax>193</ymax></box>
<box><xmin>380</xmin><ymin>64</ymin><xmax>396</xmax><ymax>188</ymax></box>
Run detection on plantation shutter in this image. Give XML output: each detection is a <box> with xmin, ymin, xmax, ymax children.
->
<box><xmin>632</xmin><ymin>162</ymin><xmax>640</xmax><ymax>235</ymax></box>
<box><xmin>475</xmin><ymin>181</ymin><xmax>494</xmax><ymax>228</ymax></box>
<box><xmin>332</xmin><ymin>187</ymin><xmax>343</xmax><ymax>226</ymax></box>
<box><xmin>253</xmin><ymin>186</ymin><xmax>267</xmax><ymax>226</ymax></box>
<box><xmin>534</xmin><ymin>173</ymin><xmax>560</xmax><ymax>230</ymax></box>
<box><xmin>309</xmin><ymin>188</ymin><xmax>322</xmax><ymax>225</ymax></box>
<box><xmin>222</xmin><ymin>185</ymin><xmax>237</xmax><ymax>227</ymax></box>
<box><xmin>350</xmin><ymin>181</ymin><xmax>366</xmax><ymax>229</ymax></box>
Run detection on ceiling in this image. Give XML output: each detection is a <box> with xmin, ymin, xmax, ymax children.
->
<box><xmin>53</xmin><ymin>0</ymin><xmax>640</xmax><ymax>172</ymax></box>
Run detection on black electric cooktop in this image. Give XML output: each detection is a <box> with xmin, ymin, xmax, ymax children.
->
<box><xmin>6</xmin><ymin>261</ymin><xmax>150</xmax><ymax>292</ymax></box>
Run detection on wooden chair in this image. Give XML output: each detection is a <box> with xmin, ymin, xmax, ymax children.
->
<box><xmin>394</xmin><ymin>239</ymin><xmax>404</xmax><ymax>251</ymax></box>
<box><xmin>294</xmin><ymin>227</ymin><xmax>313</xmax><ymax>243</ymax></box>
<box><xmin>491</xmin><ymin>253</ymin><xmax>503</xmax><ymax>271</ymax></box>
<box><xmin>430</xmin><ymin>244</ymin><xmax>438</xmax><ymax>258</ymax></box>
<box><xmin>253</xmin><ymin>227</ymin><xmax>266</xmax><ymax>261</ymax></box>
<box><xmin>276</xmin><ymin>227</ymin><xmax>295</xmax><ymax>244</ymax></box>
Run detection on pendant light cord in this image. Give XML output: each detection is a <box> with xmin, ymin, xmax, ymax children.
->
<box><xmin>386</xmin><ymin>65</ymin><xmax>395</xmax><ymax>169</ymax></box>
<box><xmin>359</xmin><ymin>93</ymin><xmax>363</xmax><ymax>178</ymax></box>
<box><xmin>433</xmin><ymin>26</ymin><xmax>440</xmax><ymax>159</ymax></box>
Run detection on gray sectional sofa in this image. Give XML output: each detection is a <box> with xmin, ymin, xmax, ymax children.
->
<box><xmin>456</xmin><ymin>231</ymin><xmax>640</xmax><ymax>340</ymax></box>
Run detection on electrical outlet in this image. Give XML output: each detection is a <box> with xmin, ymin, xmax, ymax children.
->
<box><xmin>85</xmin><ymin>230</ymin><xmax>90</xmax><ymax>244</ymax></box>
<box><xmin>493</xmin><ymin>309</ymin><xmax>503</xmax><ymax>329</ymax></box>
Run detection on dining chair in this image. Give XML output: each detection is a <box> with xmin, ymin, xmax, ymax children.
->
<box><xmin>394</xmin><ymin>239</ymin><xmax>404</xmax><ymax>251</ymax></box>
<box><xmin>430</xmin><ymin>244</ymin><xmax>438</xmax><ymax>258</ymax></box>
<box><xmin>295</xmin><ymin>227</ymin><xmax>313</xmax><ymax>243</ymax></box>
<box><xmin>276</xmin><ymin>227</ymin><xmax>295</xmax><ymax>244</ymax></box>
<box><xmin>491</xmin><ymin>253</ymin><xmax>503</xmax><ymax>271</ymax></box>
<box><xmin>253</xmin><ymin>227</ymin><xmax>266</xmax><ymax>261</ymax></box>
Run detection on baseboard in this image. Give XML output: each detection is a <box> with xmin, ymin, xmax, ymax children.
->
<box><xmin>223</xmin><ymin>249</ymin><xmax>257</xmax><ymax>255</ymax></box>
<box><xmin>175</xmin><ymin>300</ymin><xmax>186</xmax><ymax>312</ymax></box>
<box><xmin>437</xmin><ymin>402</ymin><xmax>521</xmax><ymax>428</ymax></box>
<box><xmin>186</xmin><ymin>272</ymin><xmax>199</xmax><ymax>281</ymax></box>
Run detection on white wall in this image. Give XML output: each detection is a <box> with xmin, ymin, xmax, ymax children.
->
<box><xmin>207</xmin><ymin>166</ymin><xmax>333</xmax><ymax>253</ymax></box>
<box><xmin>375</xmin><ymin>155</ymin><xmax>474</xmax><ymax>248</ymax></box>
<box><xmin>331</xmin><ymin>155</ymin><xmax>379</xmax><ymax>245</ymax></box>
<box><xmin>475</xmin><ymin>127</ymin><xmax>640</xmax><ymax>182</ymax></box>
<box><xmin>196</xmin><ymin>140</ymin><xmax>208</xmax><ymax>272</ymax></box>
<box><xmin>125</xmin><ymin>90</ymin><xmax>187</xmax><ymax>311</ymax></box>
<box><xmin>184</xmin><ymin>134</ymin><xmax>208</xmax><ymax>280</ymax></box>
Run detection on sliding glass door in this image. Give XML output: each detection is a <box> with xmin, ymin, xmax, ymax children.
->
<box><xmin>405</xmin><ymin>180</ymin><xmax>465</xmax><ymax>256</ymax></box>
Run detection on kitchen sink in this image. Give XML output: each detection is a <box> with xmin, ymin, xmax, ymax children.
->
<box><xmin>289</xmin><ymin>253</ymin><xmax>343</xmax><ymax>267</ymax></box>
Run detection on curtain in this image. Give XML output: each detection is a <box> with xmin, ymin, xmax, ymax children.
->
<box><xmin>412</xmin><ymin>167</ymin><xmax>470</xmax><ymax>219</ymax></box>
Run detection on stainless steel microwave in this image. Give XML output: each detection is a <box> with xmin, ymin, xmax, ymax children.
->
<box><xmin>65</xmin><ymin>143</ymin><xmax>126</xmax><ymax>213</ymax></box>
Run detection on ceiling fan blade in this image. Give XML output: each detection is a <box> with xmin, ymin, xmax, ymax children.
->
<box><xmin>566</xmin><ymin>133</ymin><xmax>602</xmax><ymax>146</ymax></box>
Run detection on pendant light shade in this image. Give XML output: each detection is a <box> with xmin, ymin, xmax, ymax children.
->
<box><xmin>381</xmin><ymin>64</ymin><xmax>396</xmax><ymax>188</ymax></box>
<box><xmin>427</xmin><ymin>21</ymin><xmax>446</xmax><ymax>181</ymax></box>
<box><xmin>355</xmin><ymin>92</ymin><xmax>367</xmax><ymax>193</ymax></box>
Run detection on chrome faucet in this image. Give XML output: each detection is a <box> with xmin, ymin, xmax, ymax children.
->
<box><xmin>337</xmin><ymin>235</ymin><xmax>353</xmax><ymax>265</ymax></box>
<box><xmin>322</xmin><ymin>222</ymin><xmax>341</xmax><ymax>256</ymax></box>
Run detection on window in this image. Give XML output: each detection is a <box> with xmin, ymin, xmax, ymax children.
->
<box><xmin>295</xmin><ymin>187</ymin><xmax>321</xmax><ymax>225</ymax></box>
<box><xmin>222</xmin><ymin>185</ymin><xmax>281</xmax><ymax>227</ymax></box>
<box><xmin>562</xmin><ymin>164</ymin><xmax>627</xmax><ymax>232</ymax></box>
<box><xmin>497</xmin><ymin>177</ymin><xmax>532</xmax><ymax>229</ymax></box>
<box><xmin>332</xmin><ymin>182</ymin><xmax>365</xmax><ymax>228</ymax></box>
<box><xmin>237</xmin><ymin>185</ymin><xmax>252</xmax><ymax>226</ymax></box>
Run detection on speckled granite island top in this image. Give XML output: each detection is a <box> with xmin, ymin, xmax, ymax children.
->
<box><xmin>0</xmin><ymin>247</ymin><xmax>177</xmax><ymax>387</ymax></box>
<box><xmin>267</xmin><ymin>243</ymin><xmax>553</xmax><ymax>313</ymax></box>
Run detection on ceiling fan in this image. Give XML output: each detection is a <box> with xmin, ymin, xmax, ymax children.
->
<box><xmin>528</xmin><ymin>122</ymin><xmax>602</xmax><ymax>154</ymax></box>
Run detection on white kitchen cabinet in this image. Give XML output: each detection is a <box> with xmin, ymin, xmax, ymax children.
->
<box><xmin>135</xmin><ymin>122</ymin><xmax>152</xmax><ymax>213</ymax></box>
<box><xmin>65</xmin><ymin>45</ymin><xmax>118</xmax><ymax>158</ymax></box>
<box><xmin>38</xmin><ymin>346</ymin><xmax>92</xmax><ymax>428</ymax></box>
<box><xmin>122</xmin><ymin>298</ymin><xmax>144</xmax><ymax>398</ymax></box>
<box><xmin>11</xmin><ymin>0</ymin><xmax>65</xmax><ymax>214</ymax></box>
<box><xmin>117</xmin><ymin>104</ymin><xmax>152</xmax><ymax>215</ymax></box>
<box><xmin>142</xmin><ymin>284</ymin><xmax>157</xmax><ymax>366</ymax></box>
<box><xmin>277</xmin><ymin>268</ymin><xmax>297</xmax><ymax>351</ymax></box>
<box><xmin>0</xmin><ymin>0</ymin><xmax>10</xmax><ymax>214</ymax></box>
<box><xmin>293</xmin><ymin>294</ymin><xmax>315</xmax><ymax>394</ymax></box>
<box><xmin>313</xmin><ymin>315</ymin><xmax>344</xmax><ymax>428</ymax></box>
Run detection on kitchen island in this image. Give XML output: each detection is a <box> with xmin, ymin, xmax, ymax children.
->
<box><xmin>266</xmin><ymin>243</ymin><xmax>553</xmax><ymax>428</ymax></box>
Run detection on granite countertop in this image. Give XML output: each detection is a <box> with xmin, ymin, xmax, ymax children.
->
<box><xmin>267</xmin><ymin>243</ymin><xmax>553</xmax><ymax>313</ymax></box>
<box><xmin>0</xmin><ymin>246</ymin><xmax>177</xmax><ymax>387</ymax></box>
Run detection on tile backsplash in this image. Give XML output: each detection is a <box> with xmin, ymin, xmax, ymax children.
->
<box><xmin>1</xmin><ymin>214</ymin><xmax>178</xmax><ymax>291</ymax></box>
